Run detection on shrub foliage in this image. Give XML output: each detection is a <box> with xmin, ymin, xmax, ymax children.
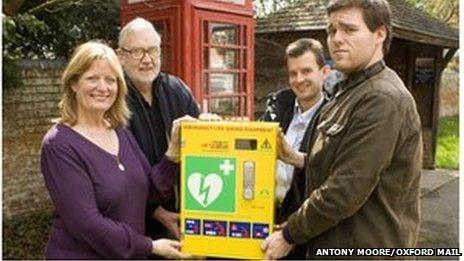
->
<box><xmin>3</xmin><ymin>211</ymin><xmax>52</xmax><ymax>259</ymax></box>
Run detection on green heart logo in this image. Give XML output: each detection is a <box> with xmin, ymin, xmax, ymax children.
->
<box><xmin>184</xmin><ymin>156</ymin><xmax>236</xmax><ymax>213</ymax></box>
<box><xmin>187</xmin><ymin>173</ymin><xmax>223</xmax><ymax>207</ymax></box>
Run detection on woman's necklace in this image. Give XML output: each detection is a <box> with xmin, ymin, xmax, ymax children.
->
<box><xmin>115</xmin><ymin>155</ymin><xmax>125</xmax><ymax>172</ymax></box>
<box><xmin>103</xmin><ymin>128</ymin><xmax>125</xmax><ymax>172</ymax></box>
<box><xmin>74</xmin><ymin>124</ymin><xmax>125</xmax><ymax>172</ymax></box>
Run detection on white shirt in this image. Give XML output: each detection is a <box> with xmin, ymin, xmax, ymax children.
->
<box><xmin>275</xmin><ymin>96</ymin><xmax>324</xmax><ymax>203</ymax></box>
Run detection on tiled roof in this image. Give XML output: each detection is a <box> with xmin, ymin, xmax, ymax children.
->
<box><xmin>256</xmin><ymin>0</ymin><xmax>458</xmax><ymax>48</ymax></box>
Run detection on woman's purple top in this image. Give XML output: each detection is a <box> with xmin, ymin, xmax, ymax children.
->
<box><xmin>40</xmin><ymin>123</ymin><xmax>179</xmax><ymax>259</ymax></box>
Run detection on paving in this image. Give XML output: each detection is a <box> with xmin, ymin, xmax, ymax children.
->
<box><xmin>417</xmin><ymin>169</ymin><xmax>460</xmax><ymax>260</ymax></box>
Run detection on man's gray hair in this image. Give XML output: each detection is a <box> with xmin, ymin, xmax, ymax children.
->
<box><xmin>118</xmin><ymin>17</ymin><xmax>161</xmax><ymax>47</ymax></box>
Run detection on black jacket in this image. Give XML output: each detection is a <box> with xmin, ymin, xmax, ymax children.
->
<box><xmin>125</xmin><ymin>72</ymin><xmax>200</xmax><ymax>240</ymax></box>
<box><xmin>261</xmin><ymin>88</ymin><xmax>296</xmax><ymax>134</ymax></box>
<box><xmin>126</xmin><ymin>72</ymin><xmax>200</xmax><ymax>166</ymax></box>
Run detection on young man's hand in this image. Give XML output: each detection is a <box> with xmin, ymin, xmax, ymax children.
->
<box><xmin>261</xmin><ymin>230</ymin><xmax>294</xmax><ymax>260</ymax></box>
<box><xmin>277</xmin><ymin>131</ymin><xmax>306</xmax><ymax>169</ymax></box>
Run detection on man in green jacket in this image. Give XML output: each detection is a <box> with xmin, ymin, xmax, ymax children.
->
<box><xmin>262</xmin><ymin>0</ymin><xmax>422</xmax><ymax>259</ymax></box>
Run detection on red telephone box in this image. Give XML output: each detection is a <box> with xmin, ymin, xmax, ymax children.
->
<box><xmin>121</xmin><ymin>0</ymin><xmax>255</xmax><ymax>119</ymax></box>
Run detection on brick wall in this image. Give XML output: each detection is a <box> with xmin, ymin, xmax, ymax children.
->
<box><xmin>3</xmin><ymin>60</ymin><xmax>65</xmax><ymax>218</ymax></box>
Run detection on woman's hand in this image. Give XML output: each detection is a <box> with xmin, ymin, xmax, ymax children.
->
<box><xmin>277</xmin><ymin>131</ymin><xmax>306</xmax><ymax>169</ymax></box>
<box><xmin>165</xmin><ymin>115</ymin><xmax>197</xmax><ymax>162</ymax></box>
<box><xmin>152</xmin><ymin>239</ymin><xmax>191</xmax><ymax>259</ymax></box>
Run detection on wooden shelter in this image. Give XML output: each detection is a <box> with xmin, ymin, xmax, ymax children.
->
<box><xmin>254</xmin><ymin>0</ymin><xmax>458</xmax><ymax>168</ymax></box>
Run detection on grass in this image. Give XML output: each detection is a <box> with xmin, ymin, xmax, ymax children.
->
<box><xmin>435</xmin><ymin>115</ymin><xmax>459</xmax><ymax>169</ymax></box>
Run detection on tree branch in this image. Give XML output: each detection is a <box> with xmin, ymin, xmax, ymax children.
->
<box><xmin>3</xmin><ymin>0</ymin><xmax>26</xmax><ymax>16</ymax></box>
<box><xmin>26</xmin><ymin>0</ymin><xmax>84</xmax><ymax>15</ymax></box>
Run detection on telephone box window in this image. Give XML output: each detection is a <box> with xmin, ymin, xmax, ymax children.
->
<box><xmin>211</xmin><ymin>23</ymin><xmax>238</xmax><ymax>45</ymax></box>
<box><xmin>203</xmin><ymin>21</ymin><xmax>248</xmax><ymax>117</ymax></box>
<box><xmin>209</xmin><ymin>49</ymin><xmax>237</xmax><ymax>69</ymax></box>
<box><xmin>210</xmin><ymin>73</ymin><xmax>238</xmax><ymax>93</ymax></box>
<box><xmin>210</xmin><ymin>97</ymin><xmax>240</xmax><ymax>116</ymax></box>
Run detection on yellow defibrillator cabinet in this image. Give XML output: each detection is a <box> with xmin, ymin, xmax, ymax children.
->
<box><xmin>180</xmin><ymin>121</ymin><xmax>278</xmax><ymax>259</ymax></box>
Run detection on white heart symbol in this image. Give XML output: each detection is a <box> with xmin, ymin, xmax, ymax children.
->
<box><xmin>187</xmin><ymin>173</ymin><xmax>223</xmax><ymax>207</ymax></box>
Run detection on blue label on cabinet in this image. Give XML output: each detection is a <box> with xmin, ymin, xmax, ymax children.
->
<box><xmin>203</xmin><ymin>220</ymin><xmax>227</xmax><ymax>237</ymax></box>
<box><xmin>252</xmin><ymin>223</ymin><xmax>270</xmax><ymax>239</ymax></box>
<box><xmin>185</xmin><ymin>219</ymin><xmax>201</xmax><ymax>235</ymax></box>
<box><xmin>229</xmin><ymin>222</ymin><xmax>251</xmax><ymax>238</ymax></box>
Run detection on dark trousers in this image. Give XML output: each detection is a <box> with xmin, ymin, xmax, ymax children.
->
<box><xmin>146</xmin><ymin>197</ymin><xmax>178</xmax><ymax>259</ymax></box>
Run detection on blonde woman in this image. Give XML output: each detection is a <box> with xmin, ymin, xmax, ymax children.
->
<box><xmin>40</xmin><ymin>41</ymin><xmax>193</xmax><ymax>259</ymax></box>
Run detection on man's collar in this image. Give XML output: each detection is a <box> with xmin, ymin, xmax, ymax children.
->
<box><xmin>294</xmin><ymin>95</ymin><xmax>324</xmax><ymax>117</ymax></box>
<box><xmin>124</xmin><ymin>72</ymin><xmax>161</xmax><ymax>105</ymax></box>
<box><xmin>334</xmin><ymin>60</ymin><xmax>386</xmax><ymax>98</ymax></box>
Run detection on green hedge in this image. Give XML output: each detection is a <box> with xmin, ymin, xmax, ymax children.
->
<box><xmin>436</xmin><ymin>115</ymin><xmax>459</xmax><ymax>169</ymax></box>
<box><xmin>3</xmin><ymin>211</ymin><xmax>52</xmax><ymax>259</ymax></box>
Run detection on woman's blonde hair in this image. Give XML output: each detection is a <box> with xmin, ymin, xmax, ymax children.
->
<box><xmin>59</xmin><ymin>41</ymin><xmax>130</xmax><ymax>128</ymax></box>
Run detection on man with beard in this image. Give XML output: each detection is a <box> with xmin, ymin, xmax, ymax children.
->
<box><xmin>117</xmin><ymin>17</ymin><xmax>200</xmax><ymax>245</ymax></box>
